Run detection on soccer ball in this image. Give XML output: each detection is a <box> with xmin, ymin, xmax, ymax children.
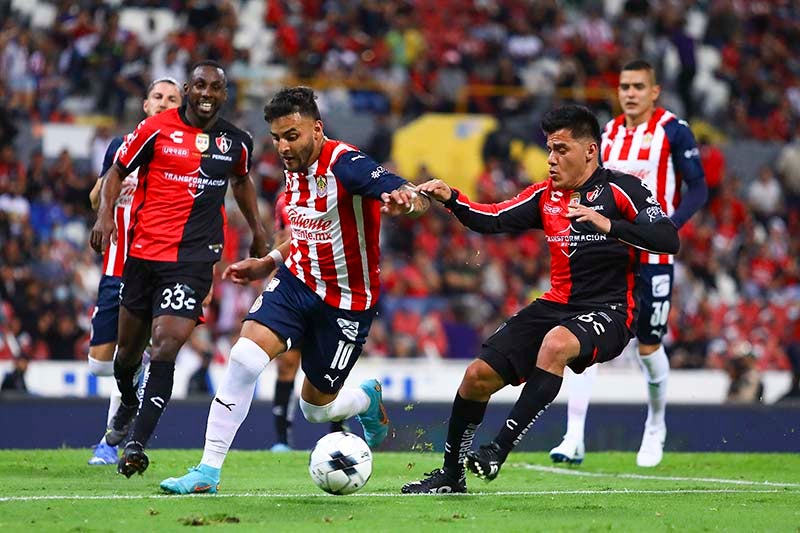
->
<box><xmin>309</xmin><ymin>431</ymin><xmax>373</xmax><ymax>495</ymax></box>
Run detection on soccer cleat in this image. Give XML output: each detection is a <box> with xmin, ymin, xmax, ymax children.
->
<box><xmin>549</xmin><ymin>438</ymin><xmax>586</xmax><ymax>465</ymax></box>
<box><xmin>88</xmin><ymin>440</ymin><xmax>119</xmax><ymax>465</ymax></box>
<box><xmin>464</xmin><ymin>442</ymin><xmax>504</xmax><ymax>481</ymax></box>
<box><xmin>401</xmin><ymin>468</ymin><xmax>466</xmax><ymax>494</ymax></box>
<box><xmin>117</xmin><ymin>441</ymin><xmax>149</xmax><ymax>478</ymax></box>
<box><xmin>104</xmin><ymin>402</ymin><xmax>138</xmax><ymax>446</ymax></box>
<box><xmin>270</xmin><ymin>443</ymin><xmax>292</xmax><ymax>453</ymax></box>
<box><xmin>355</xmin><ymin>379</ymin><xmax>389</xmax><ymax>448</ymax></box>
<box><xmin>160</xmin><ymin>464</ymin><xmax>220</xmax><ymax>495</ymax></box>
<box><xmin>636</xmin><ymin>425</ymin><xmax>666</xmax><ymax>467</ymax></box>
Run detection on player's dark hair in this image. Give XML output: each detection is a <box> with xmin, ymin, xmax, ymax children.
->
<box><xmin>190</xmin><ymin>60</ymin><xmax>226</xmax><ymax>81</ymax></box>
<box><xmin>263</xmin><ymin>86</ymin><xmax>321</xmax><ymax>123</ymax></box>
<box><xmin>541</xmin><ymin>104</ymin><xmax>600</xmax><ymax>145</ymax></box>
<box><xmin>622</xmin><ymin>59</ymin><xmax>657</xmax><ymax>83</ymax></box>
<box><xmin>145</xmin><ymin>77</ymin><xmax>180</xmax><ymax>98</ymax></box>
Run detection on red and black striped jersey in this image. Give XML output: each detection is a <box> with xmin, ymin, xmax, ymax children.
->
<box><xmin>442</xmin><ymin>167</ymin><xmax>678</xmax><ymax>327</ymax></box>
<box><xmin>116</xmin><ymin>106</ymin><xmax>252</xmax><ymax>263</ymax></box>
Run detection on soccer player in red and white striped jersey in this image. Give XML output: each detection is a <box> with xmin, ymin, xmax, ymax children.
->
<box><xmin>85</xmin><ymin>78</ymin><xmax>182</xmax><ymax>466</ymax></box>
<box><xmin>161</xmin><ymin>87</ymin><xmax>431</xmax><ymax>494</ymax></box>
<box><xmin>551</xmin><ymin>60</ymin><xmax>707</xmax><ymax>468</ymax></box>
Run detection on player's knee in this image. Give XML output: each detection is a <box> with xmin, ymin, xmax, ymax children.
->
<box><xmin>229</xmin><ymin>337</ymin><xmax>270</xmax><ymax>380</ymax></box>
<box><xmin>461</xmin><ymin>360</ymin><xmax>502</xmax><ymax>398</ymax></box>
<box><xmin>299</xmin><ymin>398</ymin><xmax>334</xmax><ymax>424</ymax></box>
<box><xmin>87</xmin><ymin>355</ymin><xmax>114</xmax><ymax>376</ymax></box>
<box><xmin>539</xmin><ymin>328</ymin><xmax>576</xmax><ymax>367</ymax></box>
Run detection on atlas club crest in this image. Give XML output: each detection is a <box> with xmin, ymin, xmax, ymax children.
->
<box><xmin>215</xmin><ymin>134</ymin><xmax>231</xmax><ymax>154</ymax></box>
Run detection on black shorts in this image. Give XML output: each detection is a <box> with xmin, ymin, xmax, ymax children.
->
<box><xmin>635</xmin><ymin>264</ymin><xmax>674</xmax><ymax>345</ymax></box>
<box><xmin>120</xmin><ymin>256</ymin><xmax>213</xmax><ymax>322</ymax></box>
<box><xmin>479</xmin><ymin>299</ymin><xmax>633</xmax><ymax>385</ymax></box>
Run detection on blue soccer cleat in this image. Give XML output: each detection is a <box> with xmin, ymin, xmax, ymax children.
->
<box><xmin>88</xmin><ymin>440</ymin><xmax>119</xmax><ymax>465</ymax></box>
<box><xmin>270</xmin><ymin>443</ymin><xmax>292</xmax><ymax>453</ymax></box>
<box><xmin>355</xmin><ymin>379</ymin><xmax>389</xmax><ymax>448</ymax></box>
<box><xmin>160</xmin><ymin>464</ymin><xmax>220</xmax><ymax>495</ymax></box>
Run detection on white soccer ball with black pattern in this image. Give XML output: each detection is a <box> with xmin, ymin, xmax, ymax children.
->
<box><xmin>309</xmin><ymin>431</ymin><xmax>372</xmax><ymax>495</ymax></box>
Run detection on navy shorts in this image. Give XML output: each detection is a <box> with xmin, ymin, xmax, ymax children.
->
<box><xmin>479</xmin><ymin>299</ymin><xmax>633</xmax><ymax>385</ymax></box>
<box><xmin>245</xmin><ymin>265</ymin><xmax>376</xmax><ymax>394</ymax></box>
<box><xmin>121</xmin><ymin>256</ymin><xmax>212</xmax><ymax>322</ymax></box>
<box><xmin>89</xmin><ymin>275</ymin><xmax>122</xmax><ymax>346</ymax></box>
<box><xmin>635</xmin><ymin>264</ymin><xmax>674</xmax><ymax>345</ymax></box>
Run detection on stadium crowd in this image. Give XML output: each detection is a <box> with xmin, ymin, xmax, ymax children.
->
<box><xmin>0</xmin><ymin>0</ymin><xmax>797</xmax><ymax>396</ymax></box>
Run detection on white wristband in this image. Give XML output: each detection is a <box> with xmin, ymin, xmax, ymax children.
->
<box><xmin>267</xmin><ymin>248</ymin><xmax>284</xmax><ymax>266</ymax></box>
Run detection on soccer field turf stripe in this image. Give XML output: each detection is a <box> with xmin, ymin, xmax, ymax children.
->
<box><xmin>0</xmin><ymin>488</ymin><xmax>792</xmax><ymax>502</ymax></box>
<box><xmin>516</xmin><ymin>464</ymin><xmax>800</xmax><ymax>488</ymax></box>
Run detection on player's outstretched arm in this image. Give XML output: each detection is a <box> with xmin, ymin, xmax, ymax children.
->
<box><xmin>380</xmin><ymin>183</ymin><xmax>431</xmax><ymax>218</ymax></box>
<box><xmin>89</xmin><ymin>163</ymin><xmax>128</xmax><ymax>254</ymax></box>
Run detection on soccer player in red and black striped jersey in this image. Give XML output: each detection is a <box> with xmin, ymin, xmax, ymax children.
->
<box><xmin>402</xmin><ymin>104</ymin><xmax>679</xmax><ymax>493</ymax></box>
<box><xmin>89</xmin><ymin>61</ymin><xmax>268</xmax><ymax>478</ymax></box>
<box><xmin>551</xmin><ymin>60</ymin><xmax>707</xmax><ymax>468</ymax></box>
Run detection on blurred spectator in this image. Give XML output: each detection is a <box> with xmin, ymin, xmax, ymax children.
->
<box><xmin>1</xmin><ymin>355</ymin><xmax>29</xmax><ymax>393</ymax></box>
<box><xmin>746</xmin><ymin>166</ymin><xmax>784</xmax><ymax>226</ymax></box>
<box><xmin>724</xmin><ymin>341</ymin><xmax>763</xmax><ymax>404</ymax></box>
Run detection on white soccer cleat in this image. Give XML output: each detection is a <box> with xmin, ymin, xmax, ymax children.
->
<box><xmin>636</xmin><ymin>425</ymin><xmax>666</xmax><ymax>467</ymax></box>
<box><xmin>549</xmin><ymin>438</ymin><xmax>585</xmax><ymax>465</ymax></box>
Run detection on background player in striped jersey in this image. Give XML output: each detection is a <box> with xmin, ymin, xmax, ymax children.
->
<box><xmin>550</xmin><ymin>60</ymin><xmax>707</xmax><ymax>468</ymax></box>
<box><xmin>402</xmin><ymin>104</ymin><xmax>679</xmax><ymax>494</ymax></box>
<box><xmin>268</xmin><ymin>190</ymin><xmax>344</xmax><ymax>452</ymax></box>
<box><xmin>85</xmin><ymin>77</ymin><xmax>182</xmax><ymax>466</ymax></box>
<box><xmin>160</xmin><ymin>86</ymin><xmax>430</xmax><ymax>494</ymax></box>
<box><xmin>90</xmin><ymin>61</ymin><xmax>268</xmax><ymax>477</ymax></box>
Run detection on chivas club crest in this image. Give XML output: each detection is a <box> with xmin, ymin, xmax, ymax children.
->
<box><xmin>316</xmin><ymin>175</ymin><xmax>328</xmax><ymax>197</ymax></box>
<box><xmin>641</xmin><ymin>132</ymin><xmax>653</xmax><ymax>150</ymax></box>
<box><xmin>569</xmin><ymin>192</ymin><xmax>581</xmax><ymax>206</ymax></box>
<box><xmin>215</xmin><ymin>134</ymin><xmax>231</xmax><ymax>154</ymax></box>
<box><xmin>195</xmin><ymin>133</ymin><xmax>209</xmax><ymax>152</ymax></box>
<box><xmin>587</xmin><ymin>184</ymin><xmax>603</xmax><ymax>203</ymax></box>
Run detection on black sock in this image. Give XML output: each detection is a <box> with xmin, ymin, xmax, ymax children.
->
<box><xmin>130</xmin><ymin>360</ymin><xmax>175</xmax><ymax>447</ymax></box>
<box><xmin>443</xmin><ymin>393</ymin><xmax>488</xmax><ymax>478</ymax></box>
<box><xmin>114</xmin><ymin>357</ymin><xmax>141</xmax><ymax>407</ymax></box>
<box><xmin>329</xmin><ymin>420</ymin><xmax>344</xmax><ymax>433</ymax></box>
<box><xmin>273</xmin><ymin>380</ymin><xmax>294</xmax><ymax>445</ymax></box>
<box><xmin>494</xmin><ymin>367</ymin><xmax>563</xmax><ymax>460</ymax></box>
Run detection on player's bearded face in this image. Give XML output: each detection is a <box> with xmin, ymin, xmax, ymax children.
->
<box><xmin>546</xmin><ymin>129</ymin><xmax>596</xmax><ymax>190</ymax></box>
<box><xmin>143</xmin><ymin>82</ymin><xmax>182</xmax><ymax>117</ymax></box>
<box><xmin>270</xmin><ymin>113</ymin><xmax>324</xmax><ymax>172</ymax></box>
<box><xmin>186</xmin><ymin>66</ymin><xmax>227</xmax><ymax>120</ymax></box>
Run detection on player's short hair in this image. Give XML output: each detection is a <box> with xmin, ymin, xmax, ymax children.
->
<box><xmin>541</xmin><ymin>104</ymin><xmax>601</xmax><ymax>145</ymax></box>
<box><xmin>145</xmin><ymin>77</ymin><xmax>181</xmax><ymax>98</ymax></box>
<box><xmin>190</xmin><ymin>60</ymin><xmax>226</xmax><ymax>80</ymax></box>
<box><xmin>621</xmin><ymin>59</ymin><xmax>657</xmax><ymax>84</ymax></box>
<box><xmin>263</xmin><ymin>86</ymin><xmax>321</xmax><ymax>123</ymax></box>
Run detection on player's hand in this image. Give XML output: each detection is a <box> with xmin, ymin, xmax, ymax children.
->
<box><xmin>416</xmin><ymin>179</ymin><xmax>453</xmax><ymax>203</ymax></box>
<box><xmin>89</xmin><ymin>211</ymin><xmax>117</xmax><ymax>254</ymax></box>
<box><xmin>380</xmin><ymin>187</ymin><xmax>417</xmax><ymax>216</ymax></box>
<box><xmin>566</xmin><ymin>203</ymin><xmax>611</xmax><ymax>233</ymax></box>
<box><xmin>222</xmin><ymin>257</ymin><xmax>273</xmax><ymax>285</ymax></box>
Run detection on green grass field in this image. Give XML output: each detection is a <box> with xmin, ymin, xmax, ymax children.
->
<box><xmin>1</xmin><ymin>450</ymin><xmax>798</xmax><ymax>532</ymax></box>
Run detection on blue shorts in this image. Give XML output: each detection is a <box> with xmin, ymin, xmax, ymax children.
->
<box><xmin>245</xmin><ymin>265</ymin><xmax>376</xmax><ymax>394</ymax></box>
<box><xmin>635</xmin><ymin>264</ymin><xmax>674</xmax><ymax>345</ymax></box>
<box><xmin>90</xmin><ymin>275</ymin><xmax>122</xmax><ymax>346</ymax></box>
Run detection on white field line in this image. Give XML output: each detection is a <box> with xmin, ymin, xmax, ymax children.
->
<box><xmin>514</xmin><ymin>463</ymin><xmax>800</xmax><ymax>488</ymax></box>
<box><xmin>0</xmin><ymin>488</ymin><xmax>793</xmax><ymax>503</ymax></box>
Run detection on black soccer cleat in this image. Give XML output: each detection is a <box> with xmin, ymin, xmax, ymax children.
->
<box><xmin>104</xmin><ymin>402</ymin><xmax>138</xmax><ymax>447</ymax></box>
<box><xmin>401</xmin><ymin>468</ymin><xmax>466</xmax><ymax>494</ymax></box>
<box><xmin>117</xmin><ymin>441</ymin><xmax>149</xmax><ymax>478</ymax></box>
<box><xmin>464</xmin><ymin>442</ymin><xmax>504</xmax><ymax>481</ymax></box>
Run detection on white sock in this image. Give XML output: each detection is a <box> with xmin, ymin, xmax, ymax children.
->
<box><xmin>88</xmin><ymin>356</ymin><xmax>114</xmax><ymax>376</ymax></box>
<box><xmin>105</xmin><ymin>387</ymin><xmax>122</xmax><ymax>430</ymax></box>
<box><xmin>201</xmin><ymin>338</ymin><xmax>269</xmax><ymax>469</ymax></box>
<box><xmin>638</xmin><ymin>345</ymin><xmax>669</xmax><ymax>429</ymax></box>
<box><xmin>298</xmin><ymin>387</ymin><xmax>370</xmax><ymax>424</ymax></box>
<box><xmin>564</xmin><ymin>364</ymin><xmax>597</xmax><ymax>442</ymax></box>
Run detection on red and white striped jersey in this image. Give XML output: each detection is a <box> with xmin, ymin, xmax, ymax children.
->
<box><xmin>282</xmin><ymin>138</ymin><xmax>406</xmax><ymax>311</ymax></box>
<box><xmin>101</xmin><ymin>138</ymin><xmax>137</xmax><ymax>277</ymax></box>
<box><xmin>601</xmin><ymin>107</ymin><xmax>702</xmax><ymax>264</ymax></box>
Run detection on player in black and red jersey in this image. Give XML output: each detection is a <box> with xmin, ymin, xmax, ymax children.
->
<box><xmin>89</xmin><ymin>60</ymin><xmax>268</xmax><ymax>477</ymax></box>
<box><xmin>401</xmin><ymin>104</ymin><xmax>679</xmax><ymax>493</ymax></box>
